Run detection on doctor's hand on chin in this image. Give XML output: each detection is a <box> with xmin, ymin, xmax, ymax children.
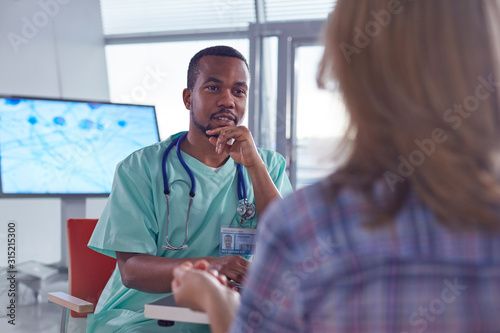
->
<box><xmin>206</xmin><ymin>126</ymin><xmax>262</xmax><ymax>168</ymax></box>
<box><xmin>172</xmin><ymin>260</ymin><xmax>240</xmax><ymax>333</ymax></box>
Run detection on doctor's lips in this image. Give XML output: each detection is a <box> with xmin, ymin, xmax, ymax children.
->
<box><xmin>210</xmin><ymin>111</ymin><xmax>238</xmax><ymax>126</ymax></box>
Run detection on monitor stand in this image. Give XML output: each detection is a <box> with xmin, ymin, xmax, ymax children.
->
<box><xmin>59</xmin><ymin>196</ymin><xmax>86</xmax><ymax>268</ymax></box>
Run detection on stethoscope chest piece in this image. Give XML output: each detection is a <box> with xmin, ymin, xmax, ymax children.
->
<box><xmin>237</xmin><ymin>199</ymin><xmax>256</xmax><ymax>223</ymax></box>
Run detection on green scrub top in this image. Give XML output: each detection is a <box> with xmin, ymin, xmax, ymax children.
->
<box><xmin>87</xmin><ymin>132</ymin><xmax>293</xmax><ymax>333</ymax></box>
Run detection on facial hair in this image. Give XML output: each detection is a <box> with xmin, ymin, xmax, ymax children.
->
<box><xmin>190</xmin><ymin>104</ymin><xmax>239</xmax><ymax>139</ymax></box>
<box><xmin>191</xmin><ymin>109</ymin><xmax>213</xmax><ymax>139</ymax></box>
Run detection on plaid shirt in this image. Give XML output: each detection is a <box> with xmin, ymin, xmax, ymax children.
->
<box><xmin>230</xmin><ymin>180</ymin><xmax>500</xmax><ymax>332</ymax></box>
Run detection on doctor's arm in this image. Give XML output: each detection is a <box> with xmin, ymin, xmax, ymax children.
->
<box><xmin>116</xmin><ymin>251</ymin><xmax>249</xmax><ymax>293</ymax></box>
<box><xmin>245</xmin><ymin>158</ymin><xmax>281</xmax><ymax>216</ymax></box>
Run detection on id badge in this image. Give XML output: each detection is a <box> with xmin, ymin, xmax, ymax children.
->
<box><xmin>219</xmin><ymin>227</ymin><xmax>257</xmax><ymax>255</ymax></box>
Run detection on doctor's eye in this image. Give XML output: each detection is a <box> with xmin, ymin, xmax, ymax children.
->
<box><xmin>233</xmin><ymin>89</ymin><xmax>246</xmax><ymax>96</ymax></box>
<box><xmin>206</xmin><ymin>85</ymin><xmax>219</xmax><ymax>91</ymax></box>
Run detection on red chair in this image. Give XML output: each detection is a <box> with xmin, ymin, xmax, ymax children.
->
<box><xmin>48</xmin><ymin>218</ymin><xmax>116</xmax><ymax>332</ymax></box>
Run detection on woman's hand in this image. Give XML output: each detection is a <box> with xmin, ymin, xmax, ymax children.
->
<box><xmin>171</xmin><ymin>260</ymin><xmax>241</xmax><ymax>314</ymax></box>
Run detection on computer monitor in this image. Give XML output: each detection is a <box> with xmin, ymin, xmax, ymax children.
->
<box><xmin>0</xmin><ymin>95</ymin><xmax>160</xmax><ymax>196</ymax></box>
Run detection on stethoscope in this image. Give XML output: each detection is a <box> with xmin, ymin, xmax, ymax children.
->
<box><xmin>161</xmin><ymin>132</ymin><xmax>256</xmax><ymax>250</ymax></box>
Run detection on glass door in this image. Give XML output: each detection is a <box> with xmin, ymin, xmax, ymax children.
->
<box><xmin>293</xmin><ymin>45</ymin><xmax>348</xmax><ymax>188</ymax></box>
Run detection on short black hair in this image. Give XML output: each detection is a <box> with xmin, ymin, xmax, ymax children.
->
<box><xmin>186</xmin><ymin>45</ymin><xmax>249</xmax><ymax>90</ymax></box>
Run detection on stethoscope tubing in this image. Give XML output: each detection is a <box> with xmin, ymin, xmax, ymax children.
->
<box><xmin>161</xmin><ymin>132</ymin><xmax>253</xmax><ymax>250</ymax></box>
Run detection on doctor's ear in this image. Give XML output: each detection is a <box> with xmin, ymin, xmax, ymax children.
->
<box><xmin>182</xmin><ymin>89</ymin><xmax>192</xmax><ymax>110</ymax></box>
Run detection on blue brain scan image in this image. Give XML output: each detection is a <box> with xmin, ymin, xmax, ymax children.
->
<box><xmin>0</xmin><ymin>97</ymin><xmax>159</xmax><ymax>194</ymax></box>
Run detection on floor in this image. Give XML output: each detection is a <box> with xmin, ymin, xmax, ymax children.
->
<box><xmin>0</xmin><ymin>269</ymin><xmax>87</xmax><ymax>333</ymax></box>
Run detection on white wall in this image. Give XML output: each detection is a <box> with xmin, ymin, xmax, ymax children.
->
<box><xmin>0</xmin><ymin>0</ymin><xmax>109</xmax><ymax>265</ymax></box>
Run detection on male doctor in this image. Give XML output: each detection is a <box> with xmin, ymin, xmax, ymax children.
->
<box><xmin>87</xmin><ymin>45</ymin><xmax>292</xmax><ymax>332</ymax></box>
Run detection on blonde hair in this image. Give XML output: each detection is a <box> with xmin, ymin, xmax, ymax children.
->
<box><xmin>318</xmin><ymin>0</ymin><xmax>500</xmax><ymax>230</ymax></box>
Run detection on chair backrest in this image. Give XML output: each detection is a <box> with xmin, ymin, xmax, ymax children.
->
<box><xmin>67</xmin><ymin>218</ymin><xmax>116</xmax><ymax>318</ymax></box>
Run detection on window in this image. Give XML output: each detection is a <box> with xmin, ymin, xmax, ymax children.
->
<box><xmin>264</xmin><ymin>0</ymin><xmax>335</xmax><ymax>22</ymax></box>
<box><xmin>100</xmin><ymin>0</ymin><xmax>256</xmax><ymax>35</ymax></box>
<box><xmin>99</xmin><ymin>0</ymin><xmax>335</xmax><ymax>35</ymax></box>
<box><xmin>294</xmin><ymin>45</ymin><xmax>347</xmax><ymax>188</ymax></box>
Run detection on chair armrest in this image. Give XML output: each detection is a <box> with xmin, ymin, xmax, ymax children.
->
<box><xmin>48</xmin><ymin>291</ymin><xmax>94</xmax><ymax>314</ymax></box>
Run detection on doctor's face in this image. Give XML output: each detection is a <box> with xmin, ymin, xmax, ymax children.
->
<box><xmin>183</xmin><ymin>55</ymin><xmax>249</xmax><ymax>137</ymax></box>
<box><xmin>224</xmin><ymin>235</ymin><xmax>232</xmax><ymax>248</ymax></box>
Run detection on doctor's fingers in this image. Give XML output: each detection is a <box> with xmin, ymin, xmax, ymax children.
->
<box><xmin>218</xmin><ymin>261</ymin><xmax>249</xmax><ymax>284</ymax></box>
<box><xmin>208</xmin><ymin>127</ymin><xmax>254</xmax><ymax>147</ymax></box>
<box><xmin>207</xmin><ymin>127</ymin><xmax>257</xmax><ymax>156</ymax></box>
<box><xmin>225</xmin><ymin>135</ymin><xmax>262</xmax><ymax>166</ymax></box>
<box><xmin>211</xmin><ymin>254</ymin><xmax>248</xmax><ymax>270</ymax></box>
<box><xmin>219</xmin><ymin>267</ymin><xmax>246</xmax><ymax>285</ymax></box>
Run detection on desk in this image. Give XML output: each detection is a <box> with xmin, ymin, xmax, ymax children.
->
<box><xmin>144</xmin><ymin>295</ymin><xmax>209</xmax><ymax>325</ymax></box>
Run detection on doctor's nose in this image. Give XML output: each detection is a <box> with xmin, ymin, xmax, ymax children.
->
<box><xmin>217</xmin><ymin>90</ymin><xmax>235</xmax><ymax>109</ymax></box>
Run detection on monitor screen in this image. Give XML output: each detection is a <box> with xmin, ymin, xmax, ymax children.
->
<box><xmin>0</xmin><ymin>96</ymin><xmax>159</xmax><ymax>196</ymax></box>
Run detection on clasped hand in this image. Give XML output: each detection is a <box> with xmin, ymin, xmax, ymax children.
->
<box><xmin>171</xmin><ymin>260</ymin><xmax>241</xmax><ymax>314</ymax></box>
<box><xmin>206</xmin><ymin>126</ymin><xmax>262</xmax><ymax>168</ymax></box>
